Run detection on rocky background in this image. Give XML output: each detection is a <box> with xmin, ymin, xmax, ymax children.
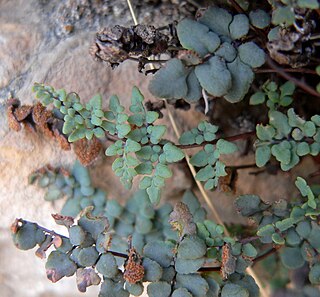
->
<box><xmin>0</xmin><ymin>1</ymin><xmax>317</xmax><ymax>297</ymax></box>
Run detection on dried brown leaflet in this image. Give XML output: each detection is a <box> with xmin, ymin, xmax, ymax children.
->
<box><xmin>90</xmin><ymin>24</ymin><xmax>179</xmax><ymax>71</ymax></box>
<box><xmin>7</xmin><ymin>99</ymin><xmax>103</xmax><ymax>166</ymax></box>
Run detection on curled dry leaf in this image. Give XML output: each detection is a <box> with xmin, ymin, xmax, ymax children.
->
<box><xmin>32</xmin><ymin>103</ymin><xmax>52</xmax><ymax>126</ymax></box>
<box><xmin>221</xmin><ymin>243</ymin><xmax>236</xmax><ymax>280</ymax></box>
<box><xmin>90</xmin><ymin>24</ymin><xmax>169</xmax><ymax>68</ymax></box>
<box><xmin>35</xmin><ymin>235</ymin><xmax>53</xmax><ymax>259</ymax></box>
<box><xmin>52</xmin><ymin>213</ymin><xmax>74</xmax><ymax>228</ymax></box>
<box><xmin>52</xmin><ymin>235</ymin><xmax>63</xmax><ymax>248</ymax></box>
<box><xmin>53</xmin><ymin>128</ymin><xmax>71</xmax><ymax>150</ymax></box>
<box><xmin>13</xmin><ymin>105</ymin><xmax>33</xmax><ymax>121</ymax></box>
<box><xmin>7</xmin><ymin>99</ymin><xmax>22</xmax><ymax>131</ymax></box>
<box><xmin>177</xmin><ymin>50</ymin><xmax>202</xmax><ymax>66</ymax></box>
<box><xmin>124</xmin><ymin>247</ymin><xmax>145</xmax><ymax>284</ymax></box>
<box><xmin>169</xmin><ymin>202</ymin><xmax>196</xmax><ymax>239</ymax></box>
<box><xmin>218</xmin><ymin>167</ymin><xmax>238</xmax><ymax>193</ymax></box>
<box><xmin>7</xmin><ymin>99</ymin><xmax>71</xmax><ymax>151</ymax></box>
<box><xmin>10</xmin><ymin>218</ymin><xmax>23</xmax><ymax>234</ymax></box>
<box><xmin>267</xmin><ymin>24</ymin><xmax>315</xmax><ymax>68</ymax></box>
<box><xmin>73</xmin><ymin>137</ymin><xmax>102</xmax><ymax>166</ymax></box>
<box><xmin>76</xmin><ymin>268</ymin><xmax>101</xmax><ymax>292</ymax></box>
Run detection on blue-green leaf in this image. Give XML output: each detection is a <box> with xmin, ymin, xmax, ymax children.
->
<box><xmin>163</xmin><ymin>143</ymin><xmax>185</xmax><ymax>163</ymax></box>
<box><xmin>177</xmin><ymin>18</ymin><xmax>220</xmax><ymax>57</ymax></box>
<box><xmin>149</xmin><ymin>59</ymin><xmax>189</xmax><ymax>99</ymax></box>
<box><xmin>195</xmin><ymin>56</ymin><xmax>232</xmax><ymax>97</ymax></box>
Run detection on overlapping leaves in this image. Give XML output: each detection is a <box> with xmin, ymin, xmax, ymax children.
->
<box><xmin>33</xmin><ymin>84</ymin><xmax>185</xmax><ymax>204</ymax></box>
<box><xmin>235</xmin><ymin>178</ymin><xmax>320</xmax><ymax>285</ymax></box>
<box><xmin>149</xmin><ymin>7</ymin><xmax>266</xmax><ymax>103</ymax></box>
<box><xmin>255</xmin><ymin>108</ymin><xmax>320</xmax><ymax>170</ymax></box>
<box><xmin>12</xmin><ymin>188</ymin><xmax>266</xmax><ymax>297</ymax></box>
<box><xmin>179</xmin><ymin>121</ymin><xmax>238</xmax><ymax>189</ymax></box>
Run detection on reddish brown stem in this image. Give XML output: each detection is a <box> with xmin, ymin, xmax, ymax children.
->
<box><xmin>266</xmin><ymin>56</ymin><xmax>320</xmax><ymax>98</ymax></box>
<box><xmin>16</xmin><ymin>219</ymin><xmax>280</xmax><ymax>272</ymax></box>
<box><xmin>309</xmin><ymin>169</ymin><xmax>320</xmax><ymax>178</ymax></box>
<box><xmin>106</xmin><ymin>129</ymin><xmax>256</xmax><ymax>150</ymax></box>
<box><xmin>228</xmin><ymin>163</ymin><xmax>257</xmax><ymax>170</ymax></box>
<box><xmin>198</xmin><ymin>246</ymin><xmax>279</xmax><ymax>272</ymax></box>
<box><xmin>255</xmin><ymin>68</ymin><xmax>317</xmax><ymax>75</ymax></box>
<box><xmin>239</xmin><ymin>236</ymin><xmax>260</xmax><ymax>244</ymax></box>
<box><xmin>177</xmin><ymin>131</ymin><xmax>256</xmax><ymax>149</ymax></box>
<box><xmin>252</xmin><ymin>247</ymin><xmax>279</xmax><ymax>266</ymax></box>
<box><xmin>198</xmin><ymin>266</ymin><xmax>220</xmax><ymax>272</ymax></box>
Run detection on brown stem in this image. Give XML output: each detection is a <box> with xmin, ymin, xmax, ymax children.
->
<box><xmin>255</xmin><ymin>68</ymin><xmax>317</xmax><ymax>75</ymax></box>
<box><xmin>228</xmin><ymin>163</ymin><xmax>257</xmax><ymax>170</ymax></box>
<box><xmin>128</xmin><ymin>57</ymin><xmax>169</xmax><ymax>64</ymax></box>
<box><xmin>177</xmin><ymin>131</ymin><xmax>256</xmax><ymax>149</ymax></box>
<box><xmin>198</xmin><ymin>246</ymin><xmax>279</xmax><ymax>272</ymax></box>
<box><xmin>266</xmin><ymin>56</ymin><xmax>320</xmax><ymax>98</ymax></box>
<box><xmin>105</xmin><ymin>129</ymin><xmax>256</xmax><ymax>149</ymax></box>
<box><xmin>198</xmin><ymin>266</ymin><xmax>220</xmax><ymax>272</ymax></box>
<box><xmin>107</xmin><ymin>250</ymin><xmax>128</xmax><ymax>259</ymax></box>
<box><xmin>16</xmin><ymin>219</ymin><xmax>280</xmax><ymax>272</ymax></box>
<box><xmin>309</xmin><ymin>168</ymin><xmax>320</xmax><ymax>178</ymax></box>
<box><xmin>252</xmin><ymin>247</ymin><xmax>279</xmax><ymax>266</ymax></box>
<box><xmin>106</xmin><ymin>134</ymin><xmax>121</xmax><ymax>143</ymax></box>
<box><xmin>18</xmin><ymin>219</ymin><xmax>128</xmax><ymax>259</ymax></box>
<box><xmin>228</xmin><ymin>0</ymin><xmax>246</xmax><ymax>13</ymax></box>
<box><xmin>239</xmin><ymin>236</ymin><xmax>260</xmax><ymax>244</ymax></box>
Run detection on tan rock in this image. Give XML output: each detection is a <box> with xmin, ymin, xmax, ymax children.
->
<box><xmin>0</xmin><ymin>23</ymin><xmax>40</xmax><ymax>89</ymax></box>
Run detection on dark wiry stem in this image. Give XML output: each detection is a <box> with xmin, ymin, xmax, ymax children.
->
<box><xmin>239</xmin><ymin>236</ymin><xmax>260</xmax><ymax>244</ymax></box>
<box><xmin>176</xmin><ymin>131</ymin><xmax>256</xmax><ymax>149</ymax></box>
<box><xmin>228</xmin><ymin>163</ymin><xmax>257</xmax><ymax>170</ymax></box>
<box><xmin>199</xmin><ymin>246</ymin><xmax>280</xmax><ymax>272</ymax></box>
<box><xmin>18</xmin><ymin>219</ymin><xmax>128</xmax><ymax>259</ymax></box>
<box><xmin>17</xmin><ymin>219</ymin><xmax>280</xmax><ymax>272</ymax></box>
<box><xmin>255</xmin><ymin>68</ymin><xmax>317</xmax><ymax>75</ymax></box>
<box><xmin>266</xmin><ymin>56</ymin><xmax>320</xmax><ymax>98</ymax></box>
<box><xmin>105</xmin><ymin>130</ymin><xmax>256</xmax><ymax>149</ymax></box>
<box><xmin>252</xmin><ymin>247</ymin><xmax>279</xmax><ymax>267</ymax></box>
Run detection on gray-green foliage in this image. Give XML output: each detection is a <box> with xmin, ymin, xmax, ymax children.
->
<box><xmin>33</xmin><ymin>83</ymin><xmax>185</xmax><ymax>204</ymax></box>
<box><xmin>255</xmin><ymin>108</ymin><xmax>320</xmax><ymax>170</ymax></box>
<box><xmin>249</xmin><ymin>9</ymin><xmax>271</xmax><ymax>29</ymax></box>
<box><xmin>269</xmin><ymin>0</ymin><xmax>319</xmax><ymax>26</ymax></box>
<box><xmin>11</xmin><ymin>187</ymin><xmax>267</xmax><ymax>297</ymax></box>
<box><xmin>179</xmin><ymin>121</ymin><xmax>238</xmax><ymax>190</ymax></box>
<box><xmin>32</xmin><ymin>83</ymin><xmax>243</xmax><ymax>202</ymax></box>
<box><xmin>235</xmin><ymin>177</ymin><xmax>320</xmax><ymax>285</ymax></box>
<box><xmin>13</xmin><ymin>159</ymin><xmax>320</xmax><ymax>296</ymax></box>
<box><xmin>250</xmin><ymin>80</ymin><xmax>295</xmax><ymax>110</ymax></box>
<box><xmin>29</xmin><ymin>161</ymin><xmax>107</xmax><ymax>217</ymax></box>
<box><xmin>149</xmin><ymin>7</ymin><xmax>266</xmax><ymax>103</ymax></box>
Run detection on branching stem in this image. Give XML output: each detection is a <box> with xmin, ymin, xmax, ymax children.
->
<box><xmin>266</xmin><ymin>56</ymin><xmax>320</xmax><ymax>98</ymax></box>
<box><xmin>17</xmin><ymin>219</ymin><xmax>279</xmax><ymax>271</ymax></box>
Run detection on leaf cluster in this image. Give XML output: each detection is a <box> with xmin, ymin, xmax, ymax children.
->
<box><xmin>269</xmin><ymin>0</ymin><xmax>319</xmax><ymax>26</ymax></box>
<box><xmin>235</xmin><ymin>177</ymin><xmax>320</xmax><ymax>285</ymax></box>
<box><xmin>33</xmin><ymin>83</ymin><xmax>186</xmax><ymax>204</ymax></box>
<box><xmin>11</xmin><ymin>187</ymin><xmax>270</xmax><ymax>297</ymax></box>
<box><xmin>179</xmin><ymin>121</ymin><xmax>238</xmax><ymax>190</ymax></box>
<box><xmin>149</xmin><ymin>6</ymin><xmax>267</xmax><ymax>104</ymax></box>
<box><xmin>255</xmin><ymin>108</ymin><xmax>320</xmax><ymax>170</ymax></box>
<box><xmin>250</xmin><ymin>80</ymin><xmax>295</xmax><ymax>110</ymax></box>
<box><xmin>32</xmin><ymin>83</ymin><xmax>243</xmax><ymax>203</ymax></box>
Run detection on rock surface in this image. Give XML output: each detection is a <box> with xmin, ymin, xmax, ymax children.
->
<box><xmin>0</xmin><ymin>1</ymin><xmax>318</xmax><ymax>297</ymax></box>
<box><xmin>0</xmin><ymin>1</ymin><xmax>193</xmax><ymax>296</ymax></box>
